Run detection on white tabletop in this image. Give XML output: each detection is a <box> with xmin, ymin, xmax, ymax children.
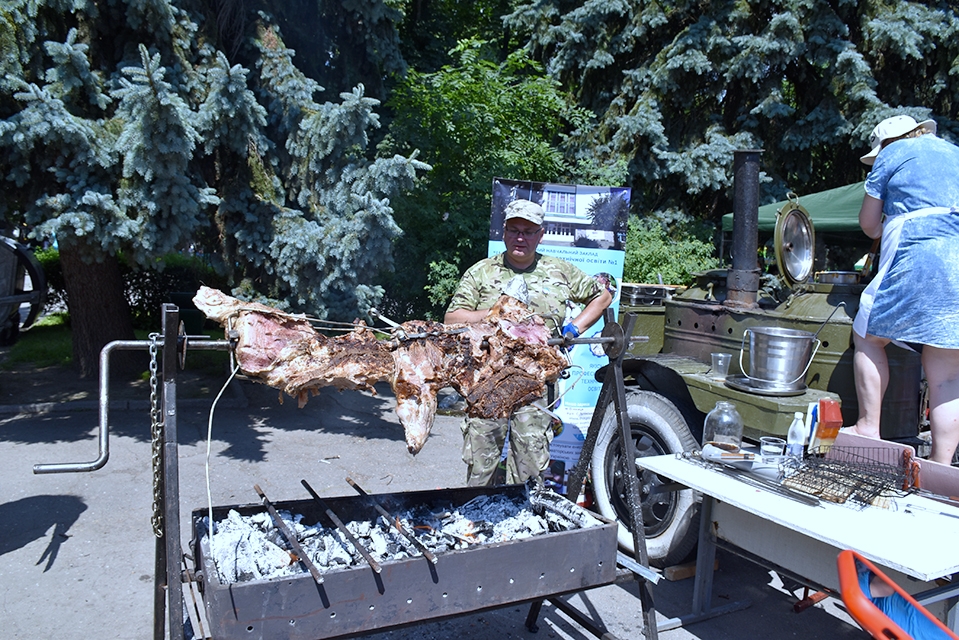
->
<box><xmin>637</xmin><ymin>454</ymin><xmax>959</xmax><ymax>582</ymax></box>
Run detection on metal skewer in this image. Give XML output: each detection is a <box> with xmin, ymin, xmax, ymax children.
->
<box><xmin>546</xmin><ymin>335</ymin><xmax>649</xmax><ymax>347</ymax></box>
<box><xmin>904</xmin><ymin>503</ymin><xmax>959</xmax><ymax>520</ymax></box>
<box><xmin>253</xmin><ymin>484</ymin><xmax>325</xmax><ymax>585</ymax></box>
<box><xmin>368</xmin><ymin>308</ymin><xmax>401</xmax><ymax>330</ymax></box>
<box><xmin>301</xmin><ymin>479</ymin><xmax>382</xmax><ymax>574</ymax></box>
<box><xmin>345</xmin><ymin>477</ymin><xmax>438</xmax><ymax>564</ymax></box>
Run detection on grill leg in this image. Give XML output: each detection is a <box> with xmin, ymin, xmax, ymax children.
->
<box><xmin>525</xmin><ymin>599</ymin><xmax>544</xmax><ymax>632</ymax></box>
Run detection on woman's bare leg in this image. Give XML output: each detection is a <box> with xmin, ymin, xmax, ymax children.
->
<box><xmin>923</xmin><ymin>346</ymin><xmax>959</xmax><ymax>465</ymax></box>
<box><xmin>851</xmin><ymin>332</ymin><xmax>890</xmax><ymax>438</ymax></box>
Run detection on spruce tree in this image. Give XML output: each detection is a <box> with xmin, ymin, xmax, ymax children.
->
<box><xmin>0</xmin><ymin>1</ymin><xmax>426</xmax><ymax>376</ymax></box>
<box><xmin>504</xmin><ymin>0</ymin><xmax>959</xmax><ymax>223</ymax></box>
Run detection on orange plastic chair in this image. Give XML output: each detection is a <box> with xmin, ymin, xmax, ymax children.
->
<box><xmin>837</xmin><ymin>549</ymin><xmax>959</xmax><ymax>639</ymax></box>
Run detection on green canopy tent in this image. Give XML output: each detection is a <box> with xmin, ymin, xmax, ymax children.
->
<box><xmin>721</xmin><ymin>182</ymin><xmax>866</xmax><ymax>233</ymax></box>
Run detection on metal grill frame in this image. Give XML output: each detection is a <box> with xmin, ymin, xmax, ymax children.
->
<box><xmin>192</xmin><ymin>484</ymin><xmax>618</xmax><ymax>640</ymax></box>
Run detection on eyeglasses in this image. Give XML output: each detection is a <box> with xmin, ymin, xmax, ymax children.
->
<box><xmin>504</xmin><ymin>226</ymin><xmax>542</xmax><ymax>239</ymax></box>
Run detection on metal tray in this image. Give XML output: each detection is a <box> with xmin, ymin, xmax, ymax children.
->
<box><xmin>725</xmin><ymin>374</ymin><xmax>807</xmax><ymax>397</ymax></box>
<box><xmin>192</xmin><ymin>484</ymin><xmax>618</xmax><ymax>639</ymax></box>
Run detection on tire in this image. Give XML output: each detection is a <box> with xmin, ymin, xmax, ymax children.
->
<box><xmin>591</xmin><ymin>389</ymin><xmax>700</xmax><ymax>567</ymax></box>
<box><xmin>0</xmin><ymin>310</ymin><xmax>19</xmax><ymax>346</ymax></box>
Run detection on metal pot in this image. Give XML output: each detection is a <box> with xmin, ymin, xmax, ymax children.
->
<box><xmin>816</xmin><ymin>271</ymin><xmax>859</xmax><ymax>285</ymax></box>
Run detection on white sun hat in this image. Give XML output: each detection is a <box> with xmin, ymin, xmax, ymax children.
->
<box><xmin>860</xmin><ymin>115</ymin><xmax>937</xmax><ymax>166</ymax></box>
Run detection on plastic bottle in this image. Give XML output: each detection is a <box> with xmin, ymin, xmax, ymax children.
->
<box><xmin>786</xmin><ymin>411</ymin><xmax>806</xmax><ymax>458</ymax></box>
<box><xmin>703</xmin><ymin>401</ymin><xmax>744</xmax><ymax>450</ymax></box>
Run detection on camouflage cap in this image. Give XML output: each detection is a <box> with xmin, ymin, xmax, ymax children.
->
<box><xmin>504</xmin><ymin>199</ymin><xmax>545</xmax><ymax>226</ymax></box>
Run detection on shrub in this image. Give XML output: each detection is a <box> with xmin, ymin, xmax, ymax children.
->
<box><xmin>35</xmin><ymin>250</ymin><xmax>228</xmax><ymax>329</ymax></box>
<box><xmin>124</xmin><ymin>253</ymin><xmax>228</xmax><ymax>329</ymax></box>
<box><xmin>624</xmin><ymin>217</ymin><xmax>719</xmax><ymax>286</ymax></box>
<box><xmin>34</xmin><ymin>248</ymin><xmax>67</xmax><ymax>312</ymax></box>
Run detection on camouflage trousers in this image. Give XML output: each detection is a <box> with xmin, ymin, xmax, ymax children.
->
<box><xmin>461</xmin><ymin>401</ymin><xmax>553</xmax><ymax>487</ymax></box>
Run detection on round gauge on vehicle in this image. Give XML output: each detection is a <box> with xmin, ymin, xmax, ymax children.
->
<box><xmin>774</xmin><ymin>199</ymin><xmax>815</xmax><ymax>287</ymax></box>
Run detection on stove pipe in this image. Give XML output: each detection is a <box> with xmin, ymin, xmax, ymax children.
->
<box><xmin>726</xmin><ymin>149</ymin><xmax>763</xmax><ymax>308</ymax></box>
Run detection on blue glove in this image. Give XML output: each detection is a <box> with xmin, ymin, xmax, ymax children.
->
<box><xmin>562</xmin><ymin>322</ymin><xmax>580</xmax><ymax>350</ymax></box>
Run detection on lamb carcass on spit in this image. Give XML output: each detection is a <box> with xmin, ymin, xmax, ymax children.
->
<box><xmin>193</xmin><ymin>287</ymin><xmax>568</xmax><ymax>454</ymax></box>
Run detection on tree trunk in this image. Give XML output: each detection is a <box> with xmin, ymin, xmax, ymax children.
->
<box><xmin>59</xmin><ymin>237</ymin><xmax>139</xmax><ymax>378</ymax></box>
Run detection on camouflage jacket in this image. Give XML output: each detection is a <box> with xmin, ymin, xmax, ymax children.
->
<box><xmin>446</xmin><ymin>253</ymin><xmax>602</xmax><ymax>336</ymax></box>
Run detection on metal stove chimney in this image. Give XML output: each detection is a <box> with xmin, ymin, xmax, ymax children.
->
<box><xmin>726</xmin><ymin>149</ymin><xmax>763</xmax><ymax>308</ymax></box>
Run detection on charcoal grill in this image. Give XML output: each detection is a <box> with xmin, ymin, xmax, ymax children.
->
<box><xmin>192</xmin><ymin>484</ymin><xmax>617</xmax><ymax>639</ymax></box>
<box><xmin>33</xmin><ymin>303</ymin><xmax>660</xmax><ymax>640</ymax></box>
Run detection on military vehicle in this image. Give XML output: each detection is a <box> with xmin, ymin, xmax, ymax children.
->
<box><xmin>0</xmin><ymin>235</ymin><xmax>46</xmax><ymax>346</ymax></box>
<box><xmin>591</xmin><ymin>150</ymin><xmax>923</xmax><ymax>566</ymax></box>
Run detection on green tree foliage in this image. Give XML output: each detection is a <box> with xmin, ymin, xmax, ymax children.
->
<box><xmin>397</xmin><ymin>0</ymin><xmax>517</xmax><ymax>74</ymax></box>
<box><xmin>624</xmin><ymin>217</ymin><xmax>719</xmax><ymax>286</ymax></box>
<box><xmin>380</xmin><ymin>38</ymin><xmax>592</xmax><ymax>318</ymax></box>
<box><xmin>0</xmin><ymin>0</ymin><xmax>426</xmax><ymax>375</ymax></box>
<box><xmin>505</xmin><ymin>0</ymin><xmax>959</xmax><ymax>225</ymax></box>
<box><xmin>249</xmin><ymin>0</ymin><xmax>408</xmax><ymax>101</ymax></box>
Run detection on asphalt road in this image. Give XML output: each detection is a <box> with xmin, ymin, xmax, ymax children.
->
<box><xmin>0</xmin><ymin>376</ymin><xmax>866</xmax><ymax>639</ymax></box>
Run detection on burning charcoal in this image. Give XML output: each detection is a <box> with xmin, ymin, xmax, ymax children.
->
<box><xmin>289</xmin><ymin>513</ymin><xmax>324</xmax><ymax>540</ymax></box>
<box><xmin>459</xmin><ymin>494</ymin><xmax>525</xmax><ymax>523</ymax></box>
<box><xmin>205</xmin><ymin>510</ymin><xmax>300</xmax><ymax>583</ymax></box>
<box><xmin>437</xmin><ymin>511</ymin><xmax>481</xmax><ymax>542</ymax></box>
<box><xmin>202</xmin><ymin>487</ymin><xmax>600</xmax><ymax>586</ymax></box>
<box><xmin>264</xmin><ymin>528</ymin><xmax>287</xmax><ymax>548</ymax></box>
<box><xmin>314</xmin><ymin>532</ymin><xmax>353</xmax><ymax>568</ymax></box>
<box><xmin>367</xmin><ymin>527</ymin><xmax>390</xmax><ymax>557</ymax></box>
<box><xmin>492</xmin><ymin>508</ymin><xmax>547</xmax><ymax>540</ymax></box>
<box><xmin>347</xmin><ymin>520</ymin><xmax>373</xmax><ymax>538</ymax></box>
<box><xmin>331</xmin><ymin>529</ymin><xmax>367</xmax><ymax>565</ymax></box>
<box><xmin>248</xmin><ymin>511</ymin><xmax>272</xmax><ymax>530</ymax></box>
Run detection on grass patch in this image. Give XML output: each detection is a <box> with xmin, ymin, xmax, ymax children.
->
<box><xmin>1</xmin><ymin>313</ymin><xmax>230</xmax><ymax>378</ymax></box>
<box><xmin>1</xmin><ymin>313</ymin><xmax>73</xmax><ymax>369</ymax></box>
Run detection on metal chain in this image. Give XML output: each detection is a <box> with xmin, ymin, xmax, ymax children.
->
<box><xmin>149</xmin><ymin>333</ymin><xmax>164</xmax><ymax>539</ymax></box>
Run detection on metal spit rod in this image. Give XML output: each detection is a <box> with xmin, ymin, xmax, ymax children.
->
<box><xmin>301</xmin><ymin>478</ymin><xmax>382</xmax><ymax>574</ymax></box>
<box><xmin>345</xmin><ymin>476</ymin><xmax>439</xmax><ymax>565</ymax></box>
<box><xmin>254</xmin><ymin>484</ymin><xmax>325</xmax><ymax>585</ymax></box>
<box><xmin>372</xmin><ymin>306</ymin><xmax>648</xmax><ymax>348</ymax></box>
<box><xmin>547</xmin><ymin>335</ymin><xmax>643</xmax><ymax>346</ymax></box>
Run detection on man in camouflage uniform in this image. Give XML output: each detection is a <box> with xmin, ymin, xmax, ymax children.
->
<box><xmin>445</xmin><ymin>199</ymin><xmax>612</xmax><ymax>486</ymax></box>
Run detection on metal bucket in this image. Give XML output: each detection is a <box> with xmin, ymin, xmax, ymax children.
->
<box><xmin>739</xmin><ymin>326</ymin><xmax>820</xmax><ymax>390</ymax></box>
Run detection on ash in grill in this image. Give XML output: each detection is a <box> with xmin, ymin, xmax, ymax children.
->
<box><xmin>200</xmin><ymin>488</ymin><xmax>602</xmax><ymax>585</ymax></box>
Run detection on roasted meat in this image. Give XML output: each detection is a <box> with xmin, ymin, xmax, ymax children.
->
<box><xmin>191</xmin><ymin>287</ymin><xmax>393</xmax><ymax>405</ymax></box>
<box><xmin>193</xmin><ymin>287</ymin><xmax>568</xmax><ymax>454</ymax></box>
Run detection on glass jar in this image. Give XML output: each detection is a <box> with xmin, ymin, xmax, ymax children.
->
<box><xmin>703</xmin><ymin>401</ymin><xmax>743</xmax><ymax>450</ymax></box>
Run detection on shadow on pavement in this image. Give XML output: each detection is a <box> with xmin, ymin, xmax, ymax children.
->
<box><xmin>0</xmin><ymin>494</ymin><xmax>87</xmax><ymax>571</ymax></box>
<box><xmin>0</xmin><ymin>377</ymin><xmax>413</xmax><ymax>464</ymax></box>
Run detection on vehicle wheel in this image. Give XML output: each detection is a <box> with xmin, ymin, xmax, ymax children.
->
<box><xmin>591</xmin><ymin>389</ymin><xmax>700</xmax><ymax>567</ymax></box>
<box><xmin>0</xmin><ymin>310</ymin><xmax>19</xmax><ymax>346</ymax></box>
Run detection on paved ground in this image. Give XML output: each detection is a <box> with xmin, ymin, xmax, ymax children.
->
<box><xmin>0</xmin><ymin>369</ymin><xmax>867</xmax><ymax>639</ymax></box>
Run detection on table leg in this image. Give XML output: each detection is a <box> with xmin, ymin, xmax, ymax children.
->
<box><xmin>692</xmin><ymin>495</ymin><xmax>716</xmax><ymax>615</ymax></box>
<box><xmin>916</xmin><ymin>580</ymin><xmax>959</xmax><ymax>633</ymax></box>
<box><xmin>654</xmin><ymin>495</ymin><xmax>750</xmax><ymax>631</ymax></box>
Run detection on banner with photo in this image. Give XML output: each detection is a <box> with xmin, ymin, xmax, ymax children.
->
<box><xmin>489</xmin><ymin>178</ymin><xmax>629</xmax><ymax>495</ymax></box>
